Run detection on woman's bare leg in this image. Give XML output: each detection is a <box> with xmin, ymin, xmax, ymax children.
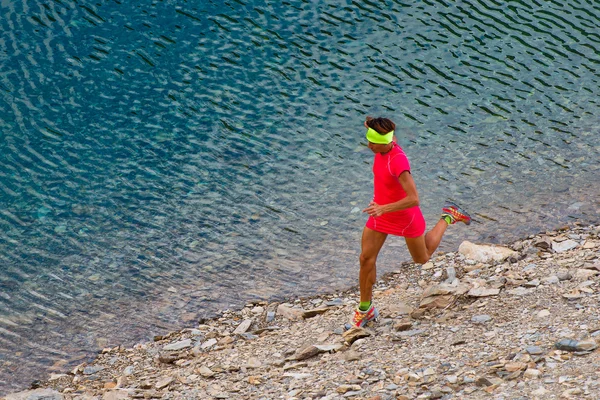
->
<box><xmin>359</xmin><ymin>227</ymin><xmax>388</xmax><ymax>302</ymax></box>
<box><xmin>404</xmin><ymin>219</ymin><xmax>448</xmax><ymax>264</ymax></box>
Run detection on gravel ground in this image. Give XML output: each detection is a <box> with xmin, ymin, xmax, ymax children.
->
<box><xmin>4</xmin><ymin>223</ymin><xmax>600</xmax><ymax>400</ymax></box>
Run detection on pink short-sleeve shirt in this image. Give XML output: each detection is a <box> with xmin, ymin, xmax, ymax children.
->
<box><xmin>365</xmin><ymin>142</ymin><xmax>426</xmax><ymax>238</ymax></box>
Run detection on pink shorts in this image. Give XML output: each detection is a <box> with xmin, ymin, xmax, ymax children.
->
<box><xmin>365</xmin><ymin>206</ymin><xmax>426</xmax><ymax>238</ymax></box>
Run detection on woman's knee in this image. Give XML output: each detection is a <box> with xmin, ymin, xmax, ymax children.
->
<box><xmin>359</xmin><ymin>252</ymin><xmax>376</xmax><ymax>267</ymax></box>
<box><xmin>405</xmin><ymin>235</ymin><xmax>430</xmax><ymax>264</ymax></box>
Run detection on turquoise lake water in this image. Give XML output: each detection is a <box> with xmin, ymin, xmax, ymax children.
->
<box><xmin>1</xmin><ymin>0</ymin><xmax>599</xmax><ymax>392</ymax></box>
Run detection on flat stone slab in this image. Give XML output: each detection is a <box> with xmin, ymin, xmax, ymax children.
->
<box><xmin>83</xmin><ymin>365</ymin><xmax>105</xmax><ymax>375</ymax></box>
<box><xmin>342</xmin><ymin>327</ymin><xmax>371</xmax><ymax>345</ymax></box>
<box><xmin>314</xmin><ymin>344</ymin><xmax>344</xmax><ymax>352</ymax></box>
<box><xmin>163</xmin><ymin>339</ymin><xmax>193</xmax><ymax>351</ymax></box>
<box><xmin>526</xmin><ymin>346</ymin><xmax>544</xmax><ymax>355</ymax></box>
<box><xmin>459</xmin><ymin>241</ymin><xmax>517</xmax><ymax>263</ymax></box>
<box><xmin>201</xmin><ymin>338</ymin><xmax>218</xmax><ymax>349</ymax></box>
<box><xmin>233</xmin><ymin>319</ymin><xmax>253</xmax><ymax>335</ymax></box>
<box><xmin>302</xmin><ymin>307</ymin><xmax>331</xmax><ymax>318</ymax></box>
<box><xmin>552</xmin><ymin>239</ymin><xmax>579</xmax><ymax>253</ymax></box>
<box><xmin>3</xmin><ymin>389</ymin><xmax>63</xmax><ymax>400</ymax></box>
<box><xmin>468</xmin><ymin>287</ymin><xmax>500</xmax><ymax>297</ymax></box>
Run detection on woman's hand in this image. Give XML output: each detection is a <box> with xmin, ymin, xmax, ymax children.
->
<box><xmin>363</xmin><ymin>201</ymin><xmax>386</xmax><ymax>217</ymax></box>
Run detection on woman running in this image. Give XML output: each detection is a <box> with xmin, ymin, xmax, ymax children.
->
<box><xmin>351</xmin><ymin>116</ymin><xmax>471</xmax><ymax>328</ymax></box>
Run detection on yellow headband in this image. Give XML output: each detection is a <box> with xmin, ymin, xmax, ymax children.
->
<box><xmin>366</xmin><ymin>127</ymin><xmax>393</xmax><ymax>144</ymax></box>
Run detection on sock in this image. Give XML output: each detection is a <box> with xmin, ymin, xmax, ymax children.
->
<box><xmin>359</xmin><ymin>301</ymin><xmax>371</xmax><ymax>311</ymax></box>
<box><xmin>443</xmin><ymin>215</ymin><xmax>453</xmax><ymax>225</ymax></box>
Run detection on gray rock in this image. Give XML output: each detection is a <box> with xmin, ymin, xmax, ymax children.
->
<box><xmin>314</xmin><ymin>344</ymin><xmax>344</xmax><ymax>352</ymax></box>
<box><xmin>155</xmin><ymin>376</ymin><xmax>173</xmax><ymax>389</ymax></box>
<box><xmin>445</xmin><ymin>266</ymin><xmax>457</xmax><ymax>283</ymax></box>
<box><xmin>552</xmin><ymin>239</ymin><xmax>579</xmax><ymax>253</ymax></box>
<box><xmin>270</xmin><ymin>358</ymin><xmax>286</xmax><ymax>367</ymax></box>
<box><xmin>555</xmin><ymin>338</ymin><xmax>598</xmax><ymax>352</ymax></box>
<box><xmin>523</xmin><ymin>263</ymin><xmax>537</xmax><ymax>272</ymax></box>
<box><xmin>3</xmin><ymin>389</ymin><xmax>63</xmax><ymax>400</ymax></box>
<box><xmin>395</xmin><ymin>329</ymin><xmax>426</xmax><ymax>337</ymax></box>
<box><xmin>232</xmin><ymin>319</ymin><xmax>253</xmax><ymax>335</ymax></box>
<box><xmin>523</xmin><ymin>368</ymin><xmax>541</xmax><ymax>379</ymax></box>
<box><xmin>507</xmin><ymin>287</ymin><xmax>531</xmax><ymax>296</ymax></box>
<box><xmin>83</xmin><ymin>365</ymin><xmax>105</xmax><ymax>375</ymax></box>
<box><xmin>472</xmin><ymin>314</ymin><xmax>492</xmax><ymax>323</ymax></box>
<box><xmin>468</xmin><ymin>287</ymin><xmax>500</xmax><ymax>297</ymax></box>
<box><xmin>240</xmin><ymin>332</ymin><xmax>258</xmax><ymax>340</ymax></box>
<box><xmin>282</xmin><ymin>372</ymin><xmax>312</xmax><ymax>379</ymax></box>
<box><xmin>201</xmin><ymin>338</ymin><xmax>217</xmax><ymax>349</ymax></box>
<box><xmin>525</xmin><ymin>346</ymin><xmax>544</xmax><ymax>355</ymax></box>
<box><xmin>123</xmin><ymin>366</ymin><xmax>135</xmax><ymax>375</ymax></box>
<box><xmin>198</xmin><ymin>366</ymin><xmax>216</xmax><ymax>377</ymax></box>
<box><xmin>557</xmin><ymin>271</ymin><xmax>572</xmax><ymax>281</ymax></box>
<box><xmin>325</xmin><ymin>298</ymin><xmax>344</xmax><ymax>306</ymax></box>
<box><xmin>524</xmin><ymin>279</ymin><xmax>540</xmax><ymax>287</ymax></box>
<box><xmin>246</xmin><ymin>357</ymin><xmax>262</xmax><ymax>368</ymax></box>
<box><xmin>163</xmin><ymin>338</ymin><xmax>193</xmax><ymax>351</ymax></box>
<box><xmin>251</xmin><ymin>306</ymin><xmax>264</xmax><ymax>314</ymax></box>
<box><xmin>543</xmin><ymin>275</ymin><xmax>560</xmax><ymax>284</ymax></box>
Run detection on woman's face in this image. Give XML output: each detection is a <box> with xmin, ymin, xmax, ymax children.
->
<box><xmin>367</xmin><ymin>141</ymin><xmax>391</xmax><ymax>154</ymax></box>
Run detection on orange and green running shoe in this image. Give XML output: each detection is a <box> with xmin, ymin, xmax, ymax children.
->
<box><xmin>441</xmin><ymin>201</ymin><xmax>472</xmax><ymax>225</ymax></box>
<box><xmin>351</xmin><ymin>304</ymin><xmax>379</xmax><ymax>328</ymax></box>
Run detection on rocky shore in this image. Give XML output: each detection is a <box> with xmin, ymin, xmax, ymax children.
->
<box><xmin>4</xmin><ymin>223</ymin><xmax>600</xmax><ymax>400</ymax></box>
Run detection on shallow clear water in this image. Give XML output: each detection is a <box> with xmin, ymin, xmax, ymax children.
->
<box><xmin>1</xmin><ymin>0</ymin><xmax>599</xmax><ymax>392</ymax></box>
